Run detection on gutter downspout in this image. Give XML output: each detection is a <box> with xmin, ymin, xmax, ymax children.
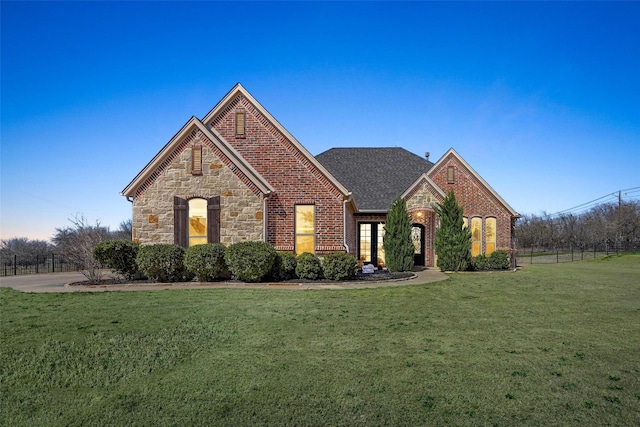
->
<box><xmin>126</xmin><ymin>196</ymin><xmax>134</xmax><ymax>241</ymax></box>
<box><xmin>263</xmin><ymin>192</ymin><xmax>271</xmax><ymax>243</ymax></box>
<box><xmin>343</xmin><ymin>194</ymin><xmax>353</xmax><ymax>254</ymax></box>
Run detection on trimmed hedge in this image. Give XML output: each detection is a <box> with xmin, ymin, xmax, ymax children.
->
<box><xmin>296</xmin><ymin>252</ymin><xmax>323</xmax><ymax>280</ymax></box>
<box><xmin>184</xmin><ymin>243</ymin><xmax>228</xmax><ymax>281</ymax></box>
<box><xmin>322</xmin><ymin>252</ymin><xmax>357</xmax><ymax>280</ymax></box>
<box><xmin>136</xmin><ymin>244</ymin><xmax>190</xmax><ymax>282</ymax></box>
<box><xmin>270</xmin><ymin>251</ymin><xmax>298</xmax><ymax>281</ymax></box>
<box><xmin>489</xmin><ymin>250</ymin><xmax>511</xmax><ymax>270</ymax></box>
<box><xmin>471</xmin><ymin>250</ymin><xmax>511</xmax><ymax>271</ymax></box>
<box><xmin>225</xmin><ymin>241</ymin><xmax>277</xmax><ymax>282</ymax></box>
<box><xmin>93</xmin><ymin>240</ymin><xmax>142</xmax><ymax>280</ymax></box>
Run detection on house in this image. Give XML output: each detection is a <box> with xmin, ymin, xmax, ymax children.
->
<box><xmin>122</xmin><ymin>84</ymin><xmax>520</xmax><ymax>268</ymax></box>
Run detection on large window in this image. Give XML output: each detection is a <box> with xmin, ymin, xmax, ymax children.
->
<box><xmin>189</xmin><ymin>198</ymin><xmax>207</xmax><ymax>247</ymax></box>
<box><xmin>377</xmin><ymin>226</ymin><xmax>386</xmax><ymax>268</ymax></box>
<box><xmin>295</xmin><ymin>205</ymin><xmax>315</xmax><ymax>255</ymax></box>
<box><xmin>471</xmin><ymin>217</ymin><xmax>482</xmax><ymax>257</ymax></box>
<box><xmin>485</xmin><ymin>218</ymin><xmax>496</xmax><ymax>255</ymax></box>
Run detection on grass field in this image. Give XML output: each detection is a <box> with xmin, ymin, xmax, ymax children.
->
<box><xmin>1</xmin><ymin>255</ymin><xmax>639</xmax><ymax>426</ymax></box>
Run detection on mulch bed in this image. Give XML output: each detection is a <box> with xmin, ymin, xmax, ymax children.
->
<box><xmin>68</xmin><ymin>270</ymin><xmax>415</xmax><ymax>287</ymax></box>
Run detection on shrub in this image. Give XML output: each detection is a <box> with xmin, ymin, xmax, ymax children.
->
<box><xmin>225</xmin><ymin>241</ymin><xmax>277</xmax><ymax>282</ymax></box>
<box><xmin>322</xmin><ymin>252</ymin><xmax>357</xmax><ymax>280</ymax></box>
<box><xmin>136</xmin><ymin>244</ymin><xmax>190</xmax><ymax>282</ymax></box>
<box><xmin>184</xmin><ymin>243</ymin><xmax>228</xmax><ymax>281</ymax></box>
<box><xmin>270</xmin><ymin>251</ymin><xmax>298</xmax><ymax>281</ymax></box>
<box><xmin>93</xmin><ymin>240</ymin><xmax>142</xmax><ymax>280</ymax></box>
<box><xmin>383</xmin><ymin>197</ymin><xmax>415</xmax><ymax>272</ymax></box>
<box><xmin>296</xmin><ymin>252</ymin><xmax>323</xmax><ymax>280</ymax></box>
<box><xmin>471</xmin><ymin>254</ymin><xmax>490</xmax><ymax>271</ymax></box>
<box><xmin>434</xmin><ymin>191</ymin><xmax>472</xmax><ymax>272</ymax></box>
<box><xmin>489</xmin><ymin>250</ymin><xmax>511</xmax><ymax>270</ymax></box>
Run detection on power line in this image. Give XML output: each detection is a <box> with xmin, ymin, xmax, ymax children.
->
<box><xmin>548</xmin><ymin>186</ymin><xmax>640</xmax><ymax>218</ymax></box>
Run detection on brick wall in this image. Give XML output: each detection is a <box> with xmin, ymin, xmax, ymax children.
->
<box><xmin>208</xmin><ymin>94</ymin><xmax>347</xmax><ymax>254</ymax></box>
<box><xmin>429</xmin><ymin>152</ymin><xmax>514</xmax><ymax>253</ymax></box>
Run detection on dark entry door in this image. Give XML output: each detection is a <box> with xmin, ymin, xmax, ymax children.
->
<box><xmin>412</xmin><ymin>225</ymin><xmax>425</xmax><ymax>266</ymax></box>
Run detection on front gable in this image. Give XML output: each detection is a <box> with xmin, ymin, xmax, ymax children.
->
<box><xmin>202</xmin><ymin>84</ymin><xmax>351</xmax><ymax>200</ymax></box>
<box><xmin>401</xmin><ymin>173</ymin><xmax>447</xmax><ymax>212</ymax></box>
<box><xmin>122</xmin><ymin>117</ymin><xmax>273</xmax><ymax>199</ymax></box>
<box><xmin>428</xmin><ymin>148</ymin><xmax>519</xmax><ymax>218</ymax></box>
<box><xmin>122</xmin><ymin>117</ymin><xmax>274</xmax><ymax>245</ymax></box>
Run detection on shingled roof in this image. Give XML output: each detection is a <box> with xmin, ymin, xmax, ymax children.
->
<box><xmin>315</xmin><ymin>147</ymin><xmax>434</xmax><ymax>212</ymax></box>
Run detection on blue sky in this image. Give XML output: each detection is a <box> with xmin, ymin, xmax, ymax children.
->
<box><xmin>2</xmin><ymin>1</ymin><xmax>639</xmax><ymax>241</ymax></box>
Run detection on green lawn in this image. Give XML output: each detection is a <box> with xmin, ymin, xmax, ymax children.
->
<box><xmin>1</xmin><ymin>255</ymin><xmax>639</xmax><ymax>426</ymax></box>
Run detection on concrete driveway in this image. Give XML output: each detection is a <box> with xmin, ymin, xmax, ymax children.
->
<box><xmin>0</xmin><ymin>269</ymin><xmax>448</xmax><ymax>293</ymax></box>
<box><xmin>0</xmin><ymin>272</ymin><xmax>93</xmax><ymax>293</ymax></box>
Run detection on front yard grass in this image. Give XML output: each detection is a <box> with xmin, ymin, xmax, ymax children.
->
<box><xmin>1</xmin><ymin>255</ymin><xmax>639</xmax><ymax>426</ymax></box>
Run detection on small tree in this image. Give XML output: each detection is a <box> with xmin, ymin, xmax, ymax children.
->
<box><xmin>434</xmin><ymin>191</ymin><xmax>472</xmax><ymax>271</ymax></box>
<box><xmin>383</xmin><ymin>197</ymin><xmax>415</xmax><ymax>272</ymax></box>
<box><xmin>52</xmin><ymin>215</ymin><xmax>111</xmax><ymax>283</ymax></box>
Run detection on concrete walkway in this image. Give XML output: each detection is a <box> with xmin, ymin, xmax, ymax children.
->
<box><xmin>0</xmin><ymin>268</ymin><xmax>448</xmax><ymax>293</ymax></box>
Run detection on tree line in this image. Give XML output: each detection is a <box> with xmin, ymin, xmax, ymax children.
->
<box><xmin>0</xmin><ymin>216</ymin><xmax>132</xmax><ymax>267</ymax></box>
<box><xmin>515</xmin><ymin>200</ymin><xmax>640</xmax><ymax>251</ymax></box>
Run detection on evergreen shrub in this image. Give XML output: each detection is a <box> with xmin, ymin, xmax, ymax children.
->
<box><xmin>93</xmin><ymin>240</ymin><xmax>142</xmax><ymax>280</ymax></box>
<box><xmin>184</xmin><ymin>243</ymin><xmax>228</xmax><ymax>281</ymax></box>
<box><xmin>434</xmin><ymin>191</ymin><xmax>472</xmax><ymax>272</ymax></box>
<box><xmin>136</xmin><ymin>244</ymin><xmax>190</xmax><ymax>282</ymax></box>
<box><xmin>322</xmin><ymin>252</ymin><xmax>358</xmax><ymax>280</ymax></box>
<box><xmin>296</xmin><ymin>252</ymin><xmax>323</xmax><ymax>280</ymax></box>
<box><xmin>489</xmin><ymin>250</ymin><xmax>511</xmax><ymax>270</ymax></box>
<box><xmin>270</xmin><ymin>251</ymin><xmax>298</xmax><ymax>281</ymax></box>
<box><xmin>383</xmin><ymin>197</ymin><xmax>415</xmax><ymax>272</ymax></box>
<box><xmin>225</xmin><ymin>241</ymin><xmax>277</xmax><ymax>282</ymax></box>
<box><xmin>471</xmin><ymin>254</ymin><xmax>490</xmax><ymax>271</ymax></box>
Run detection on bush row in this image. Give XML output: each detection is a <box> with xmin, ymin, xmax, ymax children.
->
<box><xmin>470</xmin><ymin>250</ymin><xmax>511</xmax><ymax>271</ymax></box>
<box><xmin>93</xmin><ymin>240</ymin><xmax>357</xmax><ymax>283</ymax></box>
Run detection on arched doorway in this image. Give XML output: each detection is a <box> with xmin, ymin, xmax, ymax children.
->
<box><xmin>412</xmin><ymin>224</ymin><xmax>425</xmax><ymax>266</ymax></box>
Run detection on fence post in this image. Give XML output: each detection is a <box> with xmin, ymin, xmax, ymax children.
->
<box><xmin>52</xmin><ymin>253</ymin><xmax>55</xmax><ymax>273</ymax></box>
<box><xmin>36</xmin><ymin>255</ymin><xmax>39</xmax><ymax>274</ymax></box>
<box><xmin>556</xmin><ymin>248</ymin><xmax>559</xmax><ymax>264</ymax></box>
<box><xmin>530</xmin><ymin>246</ymin><xmax>533</xmax><ymax>264</ymax></box>
<box><xmin>14</xmin><ymin>254</ymin><xmax>17</xmax><ymax>275</ymax></box>
<box><xmin>571</xmin><ymin>245</ymin><xmax>574</xmax><ymax>262</ymax></box>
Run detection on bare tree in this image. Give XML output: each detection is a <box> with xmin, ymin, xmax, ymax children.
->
<box><xmin>52</xmin><ymin>215</ymin><xmax>111</xmax><ymax>283</ymax></box>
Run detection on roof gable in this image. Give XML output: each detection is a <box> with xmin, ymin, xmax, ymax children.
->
<box><xmin>401</xmin><ymin>173</ymin><xmax>447</xmax><ymax>202</ymax></box>
<box><xmin>202</xmin><ymin>83</ymin><xmax>351</xmax><ymax>198</ymax></box>
<box><xmin>316</xmin><ymin>147</ymin><xmax>434</xmax><ymax>212</ymax></box>
<box><xmin>428</xmin><ymin>148</ymin><xmax>520</xmax><ymax>217</ymax></box>
<box><xmin>121</xmin><ymin>117</ymin><xmax>274</xmax><ymax>198</ymax></box>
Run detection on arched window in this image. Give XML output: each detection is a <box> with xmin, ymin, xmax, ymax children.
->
<box><xmin>188</xmin><ymin>198</ymin><xmax>207</xmax><ymax>247</ymax></box>
<box><xmin>174</xmin><ymin>196</ymin><xmax>220</xmax><ymax>248</ymax></box>
<box><xmin>471</xmin><ymin>217</ymin><xmax>482</xmax><ymax>257</ymax></box>
<box><xmin>485</xmin><ymin>218</ymin><xmax>496</xmax><ymax>255</ymax></box>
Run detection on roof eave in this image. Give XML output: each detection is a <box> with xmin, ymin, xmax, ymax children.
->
<box><xmin>121</xmin><ymin>117</ymin><xmax>274</xmax><ymax>198</ymax></box>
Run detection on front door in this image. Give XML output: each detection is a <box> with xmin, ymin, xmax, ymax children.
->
<box><xmin>358</xmin><ymin>222</ymin><xmax>386</xmax><ymax>268</ymax></box>
<box><xmin>412</xmin><ymin>224</ymin><xmax>425</xmax><ymax>266</ymax></box>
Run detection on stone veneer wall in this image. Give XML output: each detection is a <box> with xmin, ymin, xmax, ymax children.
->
<box><xmin>132</xmin><ymin>130</ymin><xmax>264</xmax><ymax>245</ymax></box>
<box><xmin>404</xmin><ymin>180</ymin><xmax>443</xmax><ymax>268</ymax></box>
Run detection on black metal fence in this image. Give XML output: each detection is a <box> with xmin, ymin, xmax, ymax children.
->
<box><xmin>1</xmin><ymin>254</ymin><xmax>79</xmax><ymax>276</ymax></box>
<box><xmin>515</xmin><ymin>243</ymin><xmax>640</xmax><ymax>265</ymax></box>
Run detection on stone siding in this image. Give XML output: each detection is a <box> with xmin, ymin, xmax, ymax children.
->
<box><xmin>132</xmin><ymin>129</ymin><xmax>264</xmax><ymax>245</ymax></box>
